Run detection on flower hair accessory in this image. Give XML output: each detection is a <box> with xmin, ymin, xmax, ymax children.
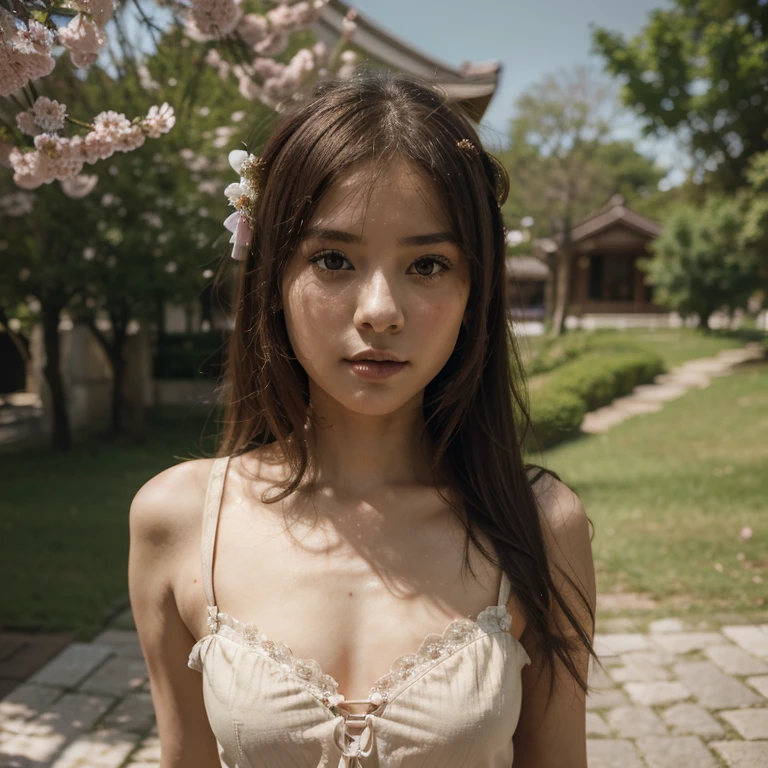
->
<box><xmin>223</xmin><ymin>149</ymin><xmax>267</xmax><ymax>261</ymax></box>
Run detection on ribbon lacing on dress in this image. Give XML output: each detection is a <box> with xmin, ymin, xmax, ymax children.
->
<box><xmin>333</xmin><ymin>713</ymin><xmax>376</xmax><ymax>767</ymax></box>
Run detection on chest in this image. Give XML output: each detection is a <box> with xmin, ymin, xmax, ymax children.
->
<box><xmin>175</xmin><ymin>476</ymin><xmax>525</xmax><ymax>704</ymax></box>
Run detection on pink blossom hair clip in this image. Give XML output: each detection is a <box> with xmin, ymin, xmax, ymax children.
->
<box><xmin>223</xmin><ymin>149</ymin><xmax>267</xmax><ymax>261</ymax></box>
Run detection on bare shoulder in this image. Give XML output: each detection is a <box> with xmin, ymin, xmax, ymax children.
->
<box><xmin>526</xmin><ymin>466</ymin><xmax>588</xmax><ymax>539</ymax></box>
<box><xmin>524</xmin><ymin>465</ymin><xmax>595</xmax><ymax>630</ymax></box>
<box><xmin>129</xmin><ymin>457</ymin><xmax>216</xmax><ymax>547</ymax></box>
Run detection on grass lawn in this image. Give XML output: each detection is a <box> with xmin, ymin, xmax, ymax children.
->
<box><xmin>534</xmin><ymin>358</ymin><xmax>768</xmax><ymax>628</ymax></box>
<box><xmin>0</xmin><ymin>406</ymin><xmax>219</xmax><ymax>641</ymax></box>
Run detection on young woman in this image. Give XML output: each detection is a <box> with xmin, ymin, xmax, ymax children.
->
<box><xmin>129</xmin><ymin>70</ymin><xmax>598</xmax><ymax>768</ymax></box>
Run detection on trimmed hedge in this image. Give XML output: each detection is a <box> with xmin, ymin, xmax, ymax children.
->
<box><xmin>526</xmin><ymin>332</ymin><xmax>654</xmax><ymax>377</ymax></box>
<box><xmin>527</xmin><ymin>348</ymin><xmax>665</xmax><ymax>449</ymax></box>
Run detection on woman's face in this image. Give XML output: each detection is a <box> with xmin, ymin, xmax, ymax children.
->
<box><xmin>281</xmin><ymin>159</ymin><xmax>471</xmax><ymax>417</ymax></box>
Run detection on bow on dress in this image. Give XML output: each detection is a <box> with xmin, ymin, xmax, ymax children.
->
<box><xmin>333</xmin><ymin>712</ymin><xmax>377</xmax><ymax>767</ymax></box>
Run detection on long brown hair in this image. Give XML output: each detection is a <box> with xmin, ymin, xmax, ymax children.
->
<box><xmin>215</xmin><ymin>69</ymin><xmax>598</xmax><ymax>710</ymax></box>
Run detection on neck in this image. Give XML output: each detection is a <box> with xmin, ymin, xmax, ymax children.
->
<box><xmin>301</xmin><ymin>389</ymin><xmax>436</xmax><ymax>498</ymax></box>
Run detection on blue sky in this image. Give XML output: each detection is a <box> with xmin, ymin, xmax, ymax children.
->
<box><xmin>349</xmin><ymin>0</ymin><xmax>685</xmax><ymax>186</ymax></box>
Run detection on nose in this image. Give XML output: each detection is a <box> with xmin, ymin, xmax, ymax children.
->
<box><xmin>353</xmin><ymin>269</ymin><xmax>404</xmax><ymax>333</ymax></box>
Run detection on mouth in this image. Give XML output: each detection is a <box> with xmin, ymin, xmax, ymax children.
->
<box><xmin>344</xmin><ymin>358</ymin><xmax>408</xmax><ymax>380</ymax></box>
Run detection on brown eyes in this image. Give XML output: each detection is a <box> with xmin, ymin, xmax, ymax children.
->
<box><xmin>306</xmin><ymin>250</ymin><xmax>452</xmax><ymax>282</ymax></box>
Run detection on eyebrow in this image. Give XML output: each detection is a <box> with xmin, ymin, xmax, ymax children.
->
<box><xmin>303</xmin><ymin>226</ymin><xmax>460</xmax><ymax>247</ymax></box>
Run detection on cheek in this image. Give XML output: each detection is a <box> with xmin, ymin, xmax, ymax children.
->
<box><xmin>413</xmin><ymin>294</ymin><xmax>466</xmax><ymax>344</ymax></box>
<box><xmin>284</xmin><ymin>279</ymin><xmax>346</xmax><ymax>355</ymax></box>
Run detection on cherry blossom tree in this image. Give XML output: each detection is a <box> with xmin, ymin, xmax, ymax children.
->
<box><xmin>1</xmin><ymin>0</ymin><xmax>360</xmax><ymax>191</ymax></box>
<box><xmin>1</xmin><ymin>1</ymin><xmax>358</xmax><ymax>447</ymax></box>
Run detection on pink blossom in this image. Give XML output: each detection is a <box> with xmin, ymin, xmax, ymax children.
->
<box><xmin>83</xmin><ymin>130</ymin><xmax>116</xmax><ymax>163</ymax></box>
<box><xmin>341</xmin><ymin>8</ymin><xmax>357</xmax><ymax>41</ymax></box>
<box><xmin>57</xmin><ymin>15</ymin><xmax>107</xmax><ymax>67</ymax></box>
<box><xmin>313</xmin><ymin>42</ymin><xmax>327</xmax><ymax>66</ymax></box>
<box><xmin>74</xmin><ymin>0</ymin><xmax>116</xmax><ymax>30</ymax></box>
<box><xmin>60</xmin><ymin>173</ymin><xmax>99</xmax><ymax>198</ymax></box>
<box><xmin>239</xmin><ymin>13</ymin><xmax>269</xmax><ymax>46</ymax></box>
<box><xmin>266</xmin><ymin>4</ymin><xmax>294</xmax><ymax>33</ymax></box>
<box><xmin>740</xmin><ymin>527</ymin><xmax>753</xmax><ymax>540</ymax></box>
<box><xmin>255</xmin><ymin>32</ymin><xmax>289</xmax><ymax>57</ymax></box>
<box><xmin>16</xmin><ymin>111</ymin><xmax>43</xmax><ymax>137</ymax></box>
<box><xmin>188</xmin><ymin>0</ymin><xmax>241</xmax><ymax>39</ymax></box>
<box><xmin>13</xmin><ymin>20</ymin><xmax>54</xmax><ymax>56</ymax></box>
<box><xmin>238</xmin><ymin>76</ymin><xmax>262</xmax><ymax>101</ymax></box>
<box><xmin>33</xmin><ymin>132</ymin><xmax>68</xmax><ymax>161</ymax></box>
<box><xmin>0</xmin><ymin>49</ymin><xmax>29</xmax><ymax>97</ymax></box>
<box><xmin>142</xmin><ymin>103</ymin><xmax>175</xmax><ymax>139</ymax></box>
<box><xmin>9</xmin><ymin>147</ymin><xmax>56</xmax><ymax>189</ymax></box>
<box><xmin>32</xmin><ymin>96</ymin><xmax>68</xmax><ymax>132</ymax></box>
<box><xmin>0</xmin><ymin>20</ymin><xmax>55</xmax><ymax>97</ymax></box>
<box><xmin>251</xmin><ymin>57</ymin><xmax>284</xmax><ymax>79</ymax></box>
<box><xmin>0</xmin><ymin>191</ymin><xmax>34</xmax><ymax>216</ymax></box>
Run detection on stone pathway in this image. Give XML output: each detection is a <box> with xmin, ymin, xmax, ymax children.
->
<box><xmin>581</xmin><ymin>342</ymin><xmax>766</xmax><ymax>434</ymax></box>
<box><xmin>1</xmin><ymin>613</ymin><xmax>767</xmax><ymax>766</ymax></box>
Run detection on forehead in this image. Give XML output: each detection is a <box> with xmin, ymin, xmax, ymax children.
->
<box><xmin>309</xmin><ymin>159</ymin><xmax>450</xmax><ymax>230</ymax></box>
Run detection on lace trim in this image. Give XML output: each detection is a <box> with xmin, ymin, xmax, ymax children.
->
<box><xmin>187</xmin><ymin>603</ymin><xmax>516</xmax><ymax>709</ymax></box>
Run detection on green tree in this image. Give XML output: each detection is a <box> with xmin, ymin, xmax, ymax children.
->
<box><xmin>640</xmin><ymin>195</ymin><xmax>758</xmax><ymax>328</ymax></box>
<box><xmin>592</xmin><ymin>0</ymin><xmax>768</xmax><ymax>193</ymax></box>
<box><xmin>499</xmin><ymin>64</ymin><xmax>665</xmax><ymax>336</ymax></box>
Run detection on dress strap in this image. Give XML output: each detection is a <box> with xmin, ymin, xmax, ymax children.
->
<box><xmin>201</xmin><ymin>455</ymin><xmax>231</xmax><ymax>609</ymax></box>
<box><xmin>497</xmin><ymin>570</ymin><xmax>511</xmax><ymax>608</ymax></box>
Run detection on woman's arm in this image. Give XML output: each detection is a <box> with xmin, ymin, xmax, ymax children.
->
<box><xmin>128</xmin><ymin>464</ymin><xmax>222</xmax><ymax>768</ymax></box>
<box><xmin>513</xmin><ymin>475</ymin><xmax>597</xmax><ymax>768</ymax></box>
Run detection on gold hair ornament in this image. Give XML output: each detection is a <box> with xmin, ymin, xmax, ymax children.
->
<box><xmin>456</xmin><ymin>138</ymin><xmax>509</xmax><ymax>208</ymax></box>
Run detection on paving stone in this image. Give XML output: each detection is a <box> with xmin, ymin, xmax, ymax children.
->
<box><xmin>0</xmin><ymin>692</ymin><xmax>114</xmax><ymax>764</ymax></box>
<box><xmin>129</xmin><ymin>734</ymin><xmax>160</xmax><ymax>762</ymax></box>
<box><xmin>90</xmin><ymin>630</ymin><xmax>144</xmax><ymax>659</ymax></box>
<box><xmin>619</xmin><ymin>650</ymin><xmax>678</xmax><ymax>667</ymax></box>
<box><xmin>101</xmin><ymin>693</ymin><xmax>155</xmax><ymax>734</ymax></box>
<box><xmin>0</xmin><ymin>632</ymin><xmax>77</xmax><ymax>681</ymax></box>
<box><xmin>719</xmin><ymin>708</ymin><xmax>768</xmax><ymax>740</ymax></box>
<box><xmin>594</xmin><ymin>633</ymin><xmax>650</xmax><ymax>657</ymax></box>
<box><xmin>50</xmin><ymin>728</ymin><xmax>141</xmax><ymax>768</ymax></box>
<box><xmin>723</xmin><ymin>626</ymin><xmax>768</xmax><ymax>658</ymax></box>
<box><xmin>624</xmin><ymin>680</ymin><xmax>691</xmax><ymax>706</ymax></box>
<box><xmin>629</xmin><ymin>383</ymin><xmax>690</xmax><ymax>402</ymax></box>
<box><xmin>710</xmin><ymin>740</ymin><xmax>768</xmax><ymax>767</ymax></box>
<box><xmin>0</xmin><ymin>683</ymin><xmax>61</xmax><ymax>722</ymax></box>
<box><xmin>586</xmin><ymin>711</ymin><xmax>611</xmax><ymax>736</ymax></box>
<box><xmin>650</xmin><ymin>631</ymin><xmax>731</xmax><ymax>654</ymax></box>
<box><xmin>0</xmin><ymin>683</ymin><xmax>61</xmax><ymax>738</ymax></box>
<box><xmin>586</xmin><ymin>738</ymin><xmax>645</xmax><ymax>768</ymax></box>
<box><xmin>606</xmin><ymin>705</ymin><xmax>667</xmax><ymax>738</ymax></box>
<box><xmin>649</xmin><ymin>618</ymin><xmax>686</xmax><ymax>634</ymax></box>
<box><xmin>586</xmin><ymin>687</ymin><xmax>630</xmax><ymax>710</ymax></box>
<box><xmin>745</xmin><ymin>675</ymin><xmax>768</xmax><ymax>699</ymax></box>
<box><xmin>705</xmin><ymin>645</ymin><xmax>768</xmax><ymax>676</ymax></box>
<box><xmin>609</xmin><ymin>657</ymin><xmax>671</xmax><ymax>683</ymax></box>
<box><xmin>636</xmin><ymin>735</ymin><xmax>718</xmax><ymax>768</ymax></box>
<box><xmin>674</xmin><ymin>660</ymin><xmax>764</xmax><ymax>709</ymax></box>
<box><xmin>661</xmin><ymin>702</ymin><xmax>725</xmax><ymax>738</ymax></box>
<box><xmin>26</xmin><ymin>643</ymin><xmax>113</xmax><ymax>688</ymax></box>
<box><xmin>79</xmin><ymin>657</ymin><xmax>148</xmax><ymax>696</ymax></box>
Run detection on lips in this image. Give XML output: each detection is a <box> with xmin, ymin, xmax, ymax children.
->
<box><xmin>346</xmin><ymin>350</ymin><xmax>405</xmax><ymax>363</ymax></box>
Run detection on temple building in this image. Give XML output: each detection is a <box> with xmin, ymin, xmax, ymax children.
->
<box><xmin>506</xmin><ymin>196</ymin><xmax>666</xmax><ymax>325</ymax></box>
